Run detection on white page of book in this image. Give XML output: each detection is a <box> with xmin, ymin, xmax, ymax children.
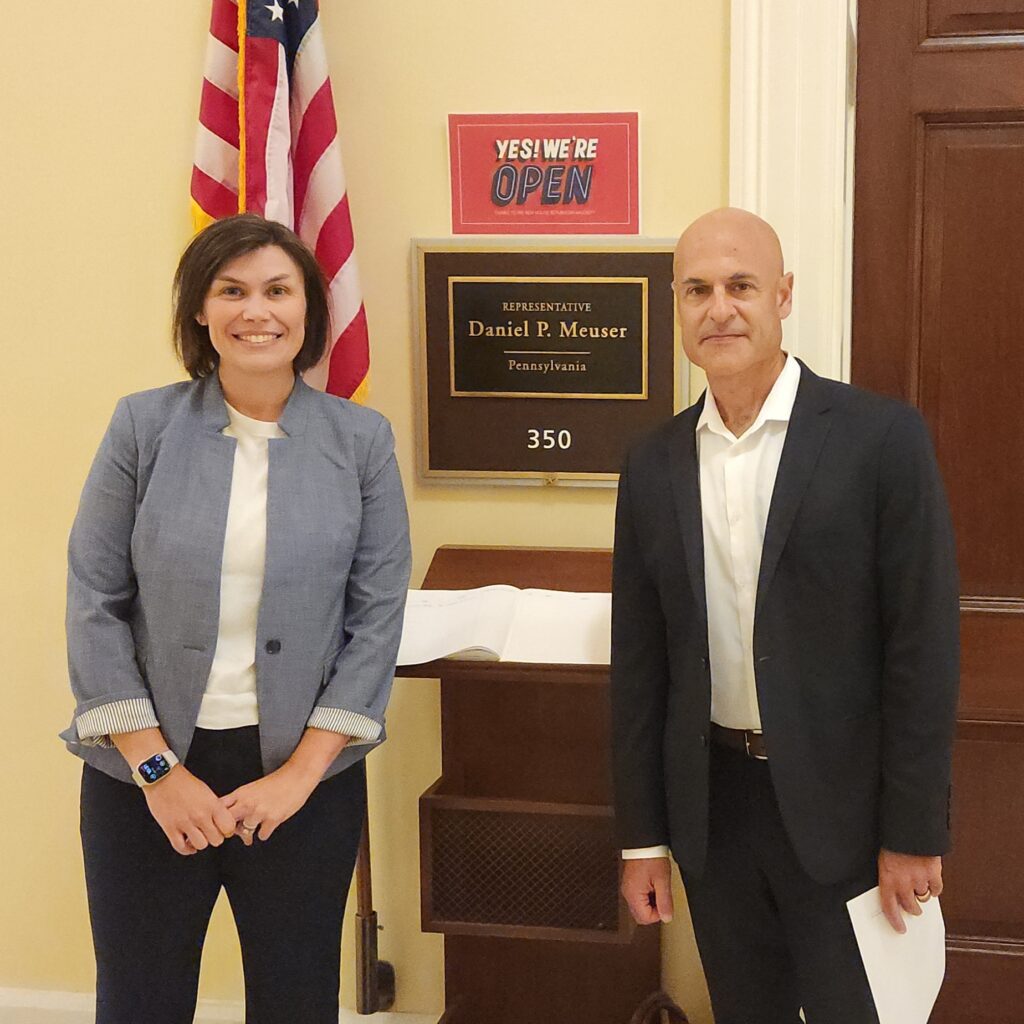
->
<box><xmin>395</xmin><ymin>586</ymin><xmax>519</xmax><ymax>665</ymax></box>
<box><xmin>501</xmin><ymin>589</ymin><xmax>611</xmax><ymax>665</ymax></box>
<box><xmin>846</xmin><ymin>887</ymin><xmax>945</xmax><ymax>1024</ymax></box>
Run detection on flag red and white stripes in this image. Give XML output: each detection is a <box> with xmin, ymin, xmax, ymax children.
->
<box><xmin>190</xmin><ymin>0</ymin><xmax>370</xmax><ymax>402</ymax></box>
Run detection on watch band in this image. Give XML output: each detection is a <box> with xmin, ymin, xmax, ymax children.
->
<box><xmin>131</xmin><ymin>749</ymin><xmax>180</xmax><ymax>787</ymax></box>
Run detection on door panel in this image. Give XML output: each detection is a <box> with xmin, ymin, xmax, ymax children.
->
<box><xmin>854</xmin><ymin>2</ymin><xmax>1024</xmax><ymax>1017</ymax></box>
<box><xmin>918</xmin><ymin>123</ymin><xmax>1024</xmax><ymax>597</ymax></box>
<box><xmin>959</xmin><ymin>611</ymin><xmax>1024</xmax><ymax>719</ymax></box>
<box><xmin>925</xmin><ymin>0</ymin><xmax>1024</xmax><ymax>40</ymax></box>
<box><xmin>942</xmin><ymin>723</ymin><xmax>1024</xmax><ymax>940</ymax></box>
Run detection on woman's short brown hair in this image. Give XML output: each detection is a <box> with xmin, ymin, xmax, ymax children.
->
<box><xmin>172</xmin><ymin>214</ymin><xmax>332</xmax><ymax>379</ymax></box>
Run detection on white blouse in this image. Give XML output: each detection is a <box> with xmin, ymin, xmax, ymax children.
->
<box><xmin>196</xmin><ymin>403</ymin><xmax>286</xmax><ymax>729</ymax></box>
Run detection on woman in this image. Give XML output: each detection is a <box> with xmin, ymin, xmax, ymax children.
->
<box><xmin>62</xmin><ymin>214</ymin><xmax>411</xmax><ymax>1024</ymax></box>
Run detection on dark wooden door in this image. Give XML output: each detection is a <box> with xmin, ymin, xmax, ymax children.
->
<box><xmin>853</xmin><ymin>3</ymin><xmax>1024</xmax><ymax>1020</ymax></box>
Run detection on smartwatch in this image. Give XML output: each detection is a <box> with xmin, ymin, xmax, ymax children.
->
<box><xmin>131</xmin><ymin>750</ymin><xmax>180</xmax><ymax>787</ymax></box>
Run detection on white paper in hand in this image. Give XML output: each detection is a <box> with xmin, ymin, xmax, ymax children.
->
<box><xmin>846</xmin><ymin>886</ymin><xmax>945</xmax><ymax>1024</ymax></box>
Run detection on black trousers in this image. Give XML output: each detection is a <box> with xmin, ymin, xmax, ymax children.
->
<box><xmin>681</xmin><ymin>743</ymin><xmax>879</xmax><ymax>1024</ymax></box>
<box><xmin>80</xmin><ymin>727</ymin><xmax>366</xmax><ymax>1024</ymax></box>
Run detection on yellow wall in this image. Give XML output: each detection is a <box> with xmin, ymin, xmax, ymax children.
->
<box><xmin>0</xmin><ymin>2</ymin><xmax>727</xmax><ymax>1020</ymax></box>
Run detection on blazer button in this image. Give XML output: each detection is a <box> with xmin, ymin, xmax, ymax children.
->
<box><xmin>700</xmin><ymin>732</ymin><xmax>708</xmax><ymax>747</ymax></box>
<box><xmin>701</xmin><ymin>656</ymin><xmax>708</xmax><ymax>670</ymax></box>
<box><xmin>265</xmin><ymin>639</ymin><xmax>282</xmax><ymax>654</ymax></box>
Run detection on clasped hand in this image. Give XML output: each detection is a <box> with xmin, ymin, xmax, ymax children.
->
<box><xmin>143</xmin><ymin>763</ymin><xmax>319</xmax><ymax>855</ymax></box>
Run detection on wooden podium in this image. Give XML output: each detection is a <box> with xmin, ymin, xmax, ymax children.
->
<box><xmin>397</xmin><ymin>547</ymin><xmax>685</xmax><ymax>1024</ymax></box>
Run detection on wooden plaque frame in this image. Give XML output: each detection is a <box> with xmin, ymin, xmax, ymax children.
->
<box><xmin>413</xmin><ymin>240</ymin><xmax>683</xmax><ymax>486</ymax></box>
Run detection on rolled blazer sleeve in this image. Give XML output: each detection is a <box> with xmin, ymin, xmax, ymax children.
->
<box><xmin>307</xmin><ymin>417</ymin><xmax>411</xmax><ymax>744</ymax></box>
<box><xmin>66</xmin><ymin>399</ymin><xmax>159</xmax><ymax>745</ymax></box>
<box><xmin>876</xmin><ymin>406</ymin><xmax>960</xmax><ymax>855</ymax></box>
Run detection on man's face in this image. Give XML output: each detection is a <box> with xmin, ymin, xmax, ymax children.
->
<box><xmin>673</xmin><ymin>217</ymin><xmax>793</xmax><ymax>381</ymax></box>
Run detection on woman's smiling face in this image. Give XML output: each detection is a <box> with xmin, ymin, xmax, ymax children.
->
<box><xmin>197</xmin><ymin>245</ymin><xmax>307</xmax><ymax>381</ymax></box>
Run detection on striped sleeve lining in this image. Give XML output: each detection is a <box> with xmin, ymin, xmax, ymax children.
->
<box><xmin>75</xmin><ymin>697</ymin><xmax>160</xmax><ymax>748</ymax></box>
<box><xmin>307</xmin><ymin>706</ymin><xmax>381</xmax><ymax>746</ymax></box>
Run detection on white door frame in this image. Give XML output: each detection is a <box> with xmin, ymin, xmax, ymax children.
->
<box><xmin>729</xmin><ymin>0</ymin><xmax>857</xmax><ymax>382</ymax></box>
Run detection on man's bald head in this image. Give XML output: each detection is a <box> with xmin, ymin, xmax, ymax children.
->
<box><xmin>671</xmin><ymin>207</ymin><xmax>793</xmax><ymax>385</ymax></box>
<box><xmin>673</xmin><ymin>207</ymin><xmax>785</xmax><ymax>282</ymax></box>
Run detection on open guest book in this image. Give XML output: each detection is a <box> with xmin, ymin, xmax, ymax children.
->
<box><xmin>396</xmin><ymin>585</ymin><xmax>611</xmax><ymax>666</ymax></box>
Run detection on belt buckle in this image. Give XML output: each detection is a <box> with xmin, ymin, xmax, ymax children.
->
<box><xmin>744</xmin><ymin>731</ymin><xmax>768</xmax><ymax>761</ymax></box>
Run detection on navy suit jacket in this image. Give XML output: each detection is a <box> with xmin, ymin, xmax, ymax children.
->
<box><xmin>610</xmin><ymin>362</ymin><xmax>960</xmax><ymax>884</ymax></box>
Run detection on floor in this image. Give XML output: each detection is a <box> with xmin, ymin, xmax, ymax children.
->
<box><xmin>0</xmin><ymin>990</ymin><xmax>435</xmax><ymax>1024</ymax></box>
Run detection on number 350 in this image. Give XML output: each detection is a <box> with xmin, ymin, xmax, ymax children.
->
<box><xmin>527</xmin><ymin>429</ymin><xmax>572</xmax><ymax>450</ymax></box>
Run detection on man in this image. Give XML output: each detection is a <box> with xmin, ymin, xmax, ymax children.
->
<box><xmin>611</xmin><ymin>208</ymin><xmax>959</xmax><ymax>1023</ymax></box>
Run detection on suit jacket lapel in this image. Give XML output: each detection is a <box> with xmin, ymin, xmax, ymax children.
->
<box><xmin>668</xmin><ymin>399</ymin><xmax>709</xmax><ymax>627</ymax></box>
<box><xmin>261</xmin><ymin>377</ymin><xmax>314</xmax><ymax>589</ymax></box>
<box><xmin>755</xmin><ymin>363</ymin><xmax>834</xmax><ymax>618</ymax></box>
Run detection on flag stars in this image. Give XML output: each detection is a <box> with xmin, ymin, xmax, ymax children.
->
<box><xmin>265</xmin><ymin>0</ymin><xmax>284</xmax><ymax>21</ymax></box>
<box><xmin>287</xmin><ymin>0</ymin><xmax>300</xmax><ymax>5</ymax></box>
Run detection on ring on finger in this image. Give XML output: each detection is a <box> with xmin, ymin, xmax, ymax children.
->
<box><xmin>240</xmin><ymin>821</ymin><xmax>258</xmax><ymax>835</ymax></box>
<box><xmin>914</xmin><ymin>889</ymin><xmax>931</xmax><ymax>903</ymax></box>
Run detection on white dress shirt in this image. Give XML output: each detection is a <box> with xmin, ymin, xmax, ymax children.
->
<box><xmin>196</xmin><ymin>403</ymin><xmax>286</xmax><ymax>729</ymax></box>
<box><xmin>622</xmin><ymin>354</ymin><xmax>801</xmax><ymax>860</ymax></box>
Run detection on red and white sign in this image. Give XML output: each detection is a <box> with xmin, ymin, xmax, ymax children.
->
<box><xmin>448</xmin><ymin>113</ymin><xmax>639</xmax><ymax>235</ymax></box>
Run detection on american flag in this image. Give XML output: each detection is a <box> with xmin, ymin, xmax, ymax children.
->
<box><xmin>190</xmin><ymin>0</ymin><xmax>370</xmax><ymax>402</ymax></box>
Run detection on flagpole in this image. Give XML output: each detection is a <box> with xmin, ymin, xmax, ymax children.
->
<box><xmin>355</xmin><ymin>811</ymin><xmax>396</xmax><ymax>1013</ymax></box>
<box><xmin>236</xmin><ymin>0</ymin><xmax>247</xmax><ymax>212</ymax></box>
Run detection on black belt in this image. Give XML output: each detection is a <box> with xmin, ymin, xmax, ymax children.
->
<box><xmin>711</xmin><ymin>723</ymin><xmax>768</xmax><ymax>760</ymax></box>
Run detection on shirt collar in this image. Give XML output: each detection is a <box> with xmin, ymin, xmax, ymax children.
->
<box><xmin>224</xmin><ymin>401</ymin><xmax>286</xmax><ymax>438</ymax></box>
<box><xmin>697</xmin><ymin>353</ymin><xmax>801</xmax><ymax>441</ymax></box>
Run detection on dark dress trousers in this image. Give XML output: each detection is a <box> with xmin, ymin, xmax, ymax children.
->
<box><xmin>610</xmin><ymin>362</ymin><xmax>960</xmax><ymax>886</ymax></box>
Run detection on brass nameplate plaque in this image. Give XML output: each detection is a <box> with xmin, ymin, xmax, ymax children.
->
<box><xmin>448</xmin><ymin>277</ymin><xmax>648</xmax><ymax>400</ymax></box>
<box><xmin>415</xmin><ymin>242</ymin><xmax>679</xmax><ymax>484</ymax></box>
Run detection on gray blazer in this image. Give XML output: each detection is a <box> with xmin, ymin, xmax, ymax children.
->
<box><xmin>62</xmin><ymin>374</ymin><xmax>411</xmax><ymax>784</ymax></box>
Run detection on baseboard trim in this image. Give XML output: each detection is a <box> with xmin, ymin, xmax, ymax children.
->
<box><xmin>0</xmin><ymin>988</ymin><xmax>435</xmax><ymax>1023</ymax></box>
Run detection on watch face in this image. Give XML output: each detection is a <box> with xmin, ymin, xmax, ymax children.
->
<box><xmin>139</xmin><ymin>753</ymin><xmax>171</xmax><ymax>784</ymax></box>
